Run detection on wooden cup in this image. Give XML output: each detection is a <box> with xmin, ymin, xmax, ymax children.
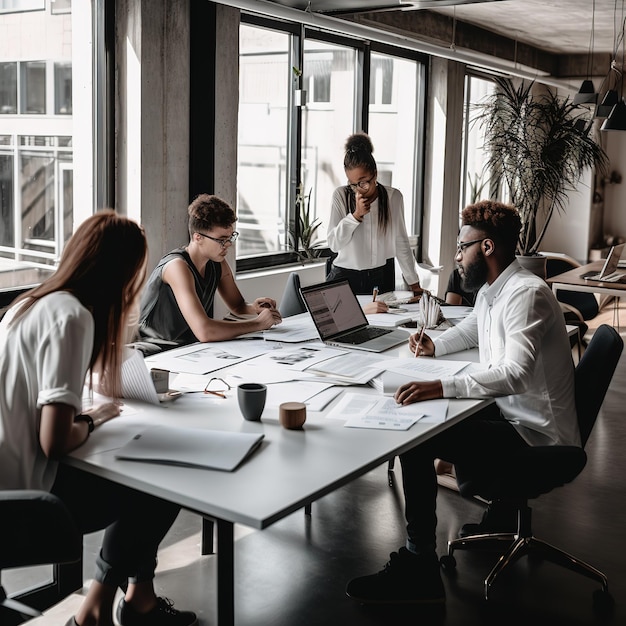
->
<box><xmin>279</xmin><ymin>402</ymin><xmax>307</xmax><ymax>430</ymax></box>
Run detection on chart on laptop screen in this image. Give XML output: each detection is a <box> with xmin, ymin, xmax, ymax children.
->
<box><xmin>303</xmin><ymin>282</ymin><xmax>362</xmax><ymax>338</ymax></box>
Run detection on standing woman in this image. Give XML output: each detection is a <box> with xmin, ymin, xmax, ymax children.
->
<box><xmin>326</xmin><ymin>132</ymin><xmax>425</xmax><ymax>300</ymax></box>
<box><xmin>0</xmin><ymin>211</ymin><xmax>197</xmax><ymax>626</ymax></box>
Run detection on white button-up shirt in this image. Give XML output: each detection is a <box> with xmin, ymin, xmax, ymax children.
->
<box><xmin>326</xmin><ymin>185</ymin><xmax>420</xmax><ymax>286</ymax></box>
<box><xmin>434</xmin><ymin>260</ymin><xmax>580</xmax><ymax>447</ymax></box>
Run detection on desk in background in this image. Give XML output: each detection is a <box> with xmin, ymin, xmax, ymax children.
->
<box><xmin>547</xmin><ymin>261</ymin><xmax>626</xmax><ymax>330</ymax></box>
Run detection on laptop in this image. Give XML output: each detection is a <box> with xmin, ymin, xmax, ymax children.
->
<box><xmin>581</xmin><ymin>244</ymin><xmax>626</xmax><ymax>282</ymax></box>
<box><xmin>299</xmin><ymin>279</ymin><xmax>410</xmax><ymax>352</ymax></box>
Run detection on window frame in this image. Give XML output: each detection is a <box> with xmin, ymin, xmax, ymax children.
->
<box><xmin>234</xmin><ymin>17</ymin><xmax>428</xmax><ymax>273</ymax></box>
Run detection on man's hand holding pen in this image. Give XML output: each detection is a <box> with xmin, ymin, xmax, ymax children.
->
<box><xmin>409</xmin><ymin>329</ymin><xmax>435</xmax><ymax>357</ymax></box>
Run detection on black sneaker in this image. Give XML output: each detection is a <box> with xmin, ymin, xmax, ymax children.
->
<box><xmin>458</xmin><ymin>501</ymin><xmax>518</xmax><ymax>538</ymax></box>
<box><xmin>116</xmin><ymin>597</ymin><xmax>198</xmax><ymax>626</ymax></box>
<box><xmin>345</xmin><ymin>548</ymin><xmax>445</xmax><ymax>605</ymax></box>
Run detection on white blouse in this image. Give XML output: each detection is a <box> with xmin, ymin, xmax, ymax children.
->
<box><xmin>0</xmin><ymin>291</ymin><xmax>93</xmax><ymax>490</ymax></box>
<box><xmin>326</xmin><ymin>185</ymin><xmax>420</xmax><ymax>286</ymax></box>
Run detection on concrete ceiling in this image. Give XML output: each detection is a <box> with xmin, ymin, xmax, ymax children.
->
<box><xmin>431</xmin><ymin>0</ymin><xmax>621</xmax><ymax>56</ymax></box>
<box><xmin>269</xmin><ymin>0</ymin><xmax>623</xmax><ymax>56</ymax></box>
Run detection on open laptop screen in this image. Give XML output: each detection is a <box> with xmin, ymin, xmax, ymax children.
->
<box><xmin>300</xmin><ymin>279</ymin><xmax>368</xmax><ymax>340</ymax></box>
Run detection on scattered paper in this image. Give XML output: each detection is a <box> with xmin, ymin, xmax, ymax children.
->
<box><xmin>121</xmin><ymin>348</ymin><xmax>160</xmax><ymax>404</ymax></box>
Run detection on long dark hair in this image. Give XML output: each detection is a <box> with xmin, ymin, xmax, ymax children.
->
<box><xmin>343</xmin><ymin>132</ymin><xmax>390</xmax><ymax>233</ymax></box>
<box><xmin>12</xmin><ymin>210</ymin><xmax>148</xmax><ymax>398</ymax></box>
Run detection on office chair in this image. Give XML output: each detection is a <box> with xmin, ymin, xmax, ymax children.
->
<box><xmin>440</xmin><ymin>324</ymin><xmax>623</xmax><ymax>611</ymax></box>
<box><xmin>278</xmin><ymin>272</ymin><xmax>307</xmax><ymax>318</ymax></box>
<box><xmin>0</xmin><ymin>490</ymin><xmax>83</xmax><ymax>624</ymax></box>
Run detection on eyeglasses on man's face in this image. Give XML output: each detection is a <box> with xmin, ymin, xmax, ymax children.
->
<box><xmin>456</xmin><ymin>238</ymin><xmax>486</xmax><ymax>256</ymax></box>
<box><xmin>196</xmin><ymin>231</ymin><xmax>239</xmax><ymax>248</ymax></box>
<box><xmin>347</xmin><ymin>174</ymin><xmax>376</xmax><ymax>193</ymax></box>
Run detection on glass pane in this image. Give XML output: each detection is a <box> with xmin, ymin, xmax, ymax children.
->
<box><xmin>0</xmin><ymin>154</ymin><xmax>14</xmax><ymax>246</ymax></box>
<box><xmin>368</xmin><ymin>52</ymin><xmax>419</xmax><ymax>232</ymax></box>
<box><xmin>0</xmin><ymin>5</ymin><xmax>82</xmax><ymax>271</ymax></box>
<box><xmin>237</xmin><ymin>24</ymin><xmax>290</xmax><ymax>258</ymax></box>
<box><xmin>54</xmin><ymin>62</ymin><xmax>72</xmax><ymax>114</ymax></box>
<box><xmin>20</xmin><ymin>61</ymin><xmax>46</xmax><ymax>114</ymax></box>
<box><xmin>0</xmin><ymin>62</ymin><xmax>17</xmax><ymax>114</ymax></box>
<box><xmin>301</xmin><ymin>39</ymin><xmax>357</xmax><ymax>248</ymax></box>
<box><xmin>21</xmin><ymin>153</ymin><xmax>56</xmax><ymax>252</ymax></box>
<box><xmin>461</xmin><ymin>75</ymin><xmax>496</xmax><ymax>213</ymax></box>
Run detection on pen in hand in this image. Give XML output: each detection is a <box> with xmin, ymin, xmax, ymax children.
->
<box><xmin>415</xmin><ymin>326</ymin><xmax>426</xmax><ymax>358</ymax></box>
<box><xmin>372</xmin><ymin>286</ymin><xmax>378</xmax><ymax>302</ymax></box>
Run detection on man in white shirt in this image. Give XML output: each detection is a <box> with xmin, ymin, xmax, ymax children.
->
<box><xmin>346</xmin><ymin>200</ymin><xmax>578</xmax><ymax>606</ymax></box>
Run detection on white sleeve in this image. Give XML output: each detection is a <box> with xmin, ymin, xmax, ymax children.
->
<box><xmin>391</xmin><ymin>190</ymin><xmax>420</xmax><ymax>285</ymax></box>
<box><xmin>326</xmin><ymin>187</ymin><xmax>361</xmax><ymax>252</ymax></box>
<box><xmin>37</xmin><ymin>309</ymin><xmax>94</xmax><ymax>412</ymax></box>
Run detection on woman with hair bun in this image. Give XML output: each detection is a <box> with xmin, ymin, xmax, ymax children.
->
<box><xmin>326</xmin><ymin>132</ymin><xmax>425</xmax><ymax>308</ymax></box>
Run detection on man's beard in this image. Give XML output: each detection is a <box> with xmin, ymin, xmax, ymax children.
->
<box><xmin>461</xmin><ymin>253</ymin><xmax>488</xmax><ymax>292</ymax></box>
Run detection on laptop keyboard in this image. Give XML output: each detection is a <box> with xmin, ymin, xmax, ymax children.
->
<box><xmin>339</xmin><ymin>326</ymin><xmax>391</xmax><ymax>345</ymax></box>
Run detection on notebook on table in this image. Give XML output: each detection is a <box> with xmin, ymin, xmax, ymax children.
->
<box><xmin>299</xmin><ymin>279</ymin><xmax>410</xmax><ymax>353</ymax></box>
<box><xmin>115</xmin><ymin>425</ymin><xmax>265</xmax><ymax>471</ymax></box>
<box><xmin>581</xmin><ymin>244</ymin><xmax>626</xmax><ymax>282</ymax></box>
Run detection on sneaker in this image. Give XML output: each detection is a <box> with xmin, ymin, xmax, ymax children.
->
<box><xmin>116</xmin><ymin>597</ymin><xmax>198</xmax><ymax>626</ymax></box>
<box><xmin>345</xmin><ymin>548</ymin><xmax>445</xmax><ymax>605</ymax></box>
<box><xmin>458</xmin><ymin>501</ymin><xmax>518</xmax><ymax>538</ymax></box>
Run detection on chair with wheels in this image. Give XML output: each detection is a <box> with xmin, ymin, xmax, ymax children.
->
<box><xmin>440</xmin><ymin>324</ymin><xmax>623</xmax><ymax>611</ymax></box>
<box><xmin>0</xmin><ymin>490</ymin><xmax>83</xmax><ymax>624</ymax></box>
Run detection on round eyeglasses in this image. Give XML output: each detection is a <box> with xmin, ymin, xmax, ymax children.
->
<box><xmin>203</xmin><ymin>377</ymin><xmax>232</xmax><ymax>398</ymax></box>
<box><xmin>196</xmin><ymin>231</ymin><xmax>239</xmax><ymax>248</ymax></box>
<box><xmin>347</xmin><ymin>175</ymin><xmax>375</xmax><ymax>193</ymax></box>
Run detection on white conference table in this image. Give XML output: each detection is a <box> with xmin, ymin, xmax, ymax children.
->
<box><xmin>65</xmin><ymin>332</ymin><xmax>488</xmax><ymax>626</ymax></box>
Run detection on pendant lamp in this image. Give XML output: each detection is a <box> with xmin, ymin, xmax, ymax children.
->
<box><xmin>574</xmin><ymin>0</ymin><xmax>599</xmax><ymax>106</ymax></box>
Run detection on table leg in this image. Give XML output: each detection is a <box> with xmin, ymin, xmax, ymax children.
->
<box><xmin>217</xmin><ymin>519</ymin><xmax>235</xmax><ymax>626</ymax></box>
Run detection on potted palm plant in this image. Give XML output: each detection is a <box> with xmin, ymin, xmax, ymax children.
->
<box><xmin>474</xmin><ymin>77</ymin><xmax>608</xmax><ymax>274</ymax></box>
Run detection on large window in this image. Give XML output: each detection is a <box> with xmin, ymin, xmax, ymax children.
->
<box><xmin>460</xmin><ymin>73</ymin><xmax>497</xmax><ymax>215</ymax></box>
<box><xmin>0</xmin><ymin>1</ymin><xmax>96</xmax><ymax>275</ymax></box>
<box><xmin>237</xmin><ymin>23</ymin><xmax>291</xmax><ymax>258</ymax></box>
<box><xmin>368</xmin><ymin>49</ymin><xmax>423</xmax><ymax>234</ymax></box>
<box><xmin>237</xmin><ymin>17</ymin><xmax>427</xmax><ymax>270</ymax></box>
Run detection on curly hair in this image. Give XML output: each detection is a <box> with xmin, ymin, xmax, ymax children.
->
<box><xmin>462</xmin><ymin>200</ymin><xmax>521</xmax><ymax>252</ymax></box>
<box><xmin>188</xmin><ymin>194</ymin><xmax>237</xmax><ymax>238</ymax></box>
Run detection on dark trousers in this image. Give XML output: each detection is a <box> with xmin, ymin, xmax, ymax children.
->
<box><xmin>51</xmin><ymin>464</ymin><xmax>180</xmax><ymax>588</ymax></box>
<box><xmin>326</xmin><ymin>258</ymin><xmax>396</xmax><ymax>294</ymax></box>
<box><xmin>399</xmin><ymin>404</ymin><xmax>528</xmax><ymax>552</ymax></box>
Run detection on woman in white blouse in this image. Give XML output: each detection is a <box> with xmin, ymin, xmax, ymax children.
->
<box><xmin>326</xmin><ymin>132</ymin><xmax>425</xmax><ymax>307</ymax></box>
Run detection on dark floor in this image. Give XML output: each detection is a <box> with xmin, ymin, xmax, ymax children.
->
<box><xmin>7</xmin><ymin>314</ymin><xmax>626</xmax><ymax>626</ymax></box>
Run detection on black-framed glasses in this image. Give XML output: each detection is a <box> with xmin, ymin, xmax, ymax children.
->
<box><xmin>196</xmin><ymin>231</ymin><xmax>239</xmax><ymax>248</ymax></box>
<box><xmin>347</xmin><ymin>175</ymin><xmax>376</xmax><ymax>193</ymax></box>
<box><xmin>203</xmin><ymin>377</ymin><xmax>232</xmax><ymax>398</ymax></box>
<box><xmin>456</xmin><ymin>238</ymin><xmax>486</xmax><ymax>256</ymax></box>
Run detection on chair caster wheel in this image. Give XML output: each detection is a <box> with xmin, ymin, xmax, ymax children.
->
<box><xmin>592</xmin><ymin>589</ymin><xmax>614</xmax><ymax>615</ymax></box>
<box><xmin>439</xmin><ymin>554</ymin><xmax>456</xmax><ymax>570</ymax></box>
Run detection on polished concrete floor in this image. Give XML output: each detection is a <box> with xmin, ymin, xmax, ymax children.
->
<box><xmin>5</xmin><ymin>308</ymin><xmax>626</xmax><ymax>626</ymax></box>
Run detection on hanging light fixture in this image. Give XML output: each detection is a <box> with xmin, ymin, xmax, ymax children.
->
<box><xmin>574</xmin><ymin>0</ymin><xmax>599</xmax><ymax>105</ymax></box>
<box><xmin>601</xmin><ymin>1</ymin><xmax>626</xmax><ymax>130</ymax></box>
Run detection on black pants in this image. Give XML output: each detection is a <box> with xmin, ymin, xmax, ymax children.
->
<box><xmin>399</xmin><ymin>403</ymin><xmax>529</xmax><ymax>552</ymax></box>
<box><xmin>326</xmin><ymin>258</ymin><xmax>396</xmax><ymax>294</ymax></box>
<box><xmin>51</xmin><ymin>464</ymin><xmax>180</xmax><ymax>588</ymax></box>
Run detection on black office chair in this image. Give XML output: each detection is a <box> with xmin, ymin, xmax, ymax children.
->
<box><xmin>0</xmin><ymin>490</ymin><xmax>83</xmax><ymax>624</ymax></box>
<box><xmin>542</xmin><ymin>253</ymin><xmax>599</xmax><ymax>349</ymax></box>
<box><xmin>440</xmin><ymin>324</ymin><xmax>623</xmax><ymax>611</ymax></box>
<box><xmin>278</xmin><ymin>272</ymin><xmax>307</xmax><ymax>318</ymax></box>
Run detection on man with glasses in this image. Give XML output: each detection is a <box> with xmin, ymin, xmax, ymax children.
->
<box><xmin>137</xmin><ymin>194</ymin><xmax>281</xmax><ymax>354</ymax></box>
<box><xmin>346</xmin><ymin>200</ymin><xmax>578</xmax><ymax>606</ymax></box>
